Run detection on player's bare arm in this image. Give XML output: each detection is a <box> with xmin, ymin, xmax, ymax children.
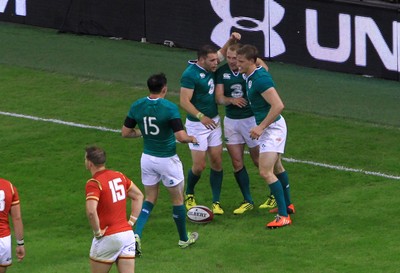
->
<box><xmin>180</xmin><ymin>87</ymin><xmax>217</xmax><ymax>129</ymax></box>
<box><xmin>215</xmin><ymin>83</ymin><xmax>247</xmax><ymax>108</ymax></box>
<box><xmin>175</xmin><ymin>130</ymin><xmax>198</xmax><ymax>144</ymax></box>
<box><xmin>121</xmin><ymin>125</ymin><xmax>142</xmax><ymax>138</ymax></box>
<box><xmin>256</xmin><ymin>58</ymin><xmax>269</xmax><ymax>71</ymax></box>
<box><xmin>250</xmin><ymin>87</ymin><xmax>284</xmax><ymax>140</ymax></box>
<box><xmin>218</xmin><ymin>32</ymin><xmax>242</xmax><ymax>60</ymax></box>
<box><xmin>10</xmin><ymin>204</ymin><xmax>25</xmax><ymax>262</ymax></box>
<box><xmin>170</xmin><ymin>117</ymin><xmax>198</xmax><ymax>144</ymax></box>
<box><xmin>86</xmin><ymin>199</ymin><xmax>108</xmax><ymax>238</ymax></box>
<box><xmin>127</xmin><ymin>181</ymin><xmax>144</xmax><ymax>226</ymax></box>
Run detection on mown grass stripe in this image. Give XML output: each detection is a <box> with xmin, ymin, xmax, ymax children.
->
<box><xmin>2</xmin><ymin>110</ymin><xmax>399</xmax><ymax>180</ymax></box>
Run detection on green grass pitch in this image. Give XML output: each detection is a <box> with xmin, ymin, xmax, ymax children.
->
<box><xmin>0</xmin><ymin>22</ymin><xmax>399</xmax><ymax>273</ymax></box>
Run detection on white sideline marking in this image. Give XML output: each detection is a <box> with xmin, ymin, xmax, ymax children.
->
<box><xmin>231</xmin><ymin>148</ymin><xmax>400</xmax><ymax>180</ymax></box>
<box><xmin>1</xmin><ymin>110</ymin><xmax>399</xmax><ymax>180</ymax></box>
<box><xmin>282</xmin><ymin>157</ymin><xmax>400</xmax><ymax>180</ymax></box>
<box><xmin>0</xmin><ymin>111</ymin><xmax>119</xmax><ymax>133</ymax></box>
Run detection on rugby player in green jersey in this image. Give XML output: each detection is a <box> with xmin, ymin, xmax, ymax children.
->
<box><xmin>216</xmin><ymin>43</ymin><xmax>278</xmax><ymax>215</ymax></box>
<box><xmin>236</xmin><ymin>45</ymin><xmax>295</xmax><ymax>229</ymax></box>
<box><xmin>122</xmin><ymin>73</ymin><xmax>199</xmax><ymax>254</ymax></box>
<box><xmin>180</xmin><ymin>33</ymin><xmax>241</xmax><ymax>215</ymax></box>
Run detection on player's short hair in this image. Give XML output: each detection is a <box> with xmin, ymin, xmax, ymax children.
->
<box><xmin>227</xmin><ymin>43</ymin><xmax>243</xmax><ymax>53</ymax></box>
<box><xmin>147</xmin><ymin>73</ymin><xmax>167</xmax><ymax>94</ymax></box>
<box><xmin>236</xmin><ymin>44</ymin><xmax>258</xmax><ymax>63</ymax></box>
<box><xmin>197</xmin><ymin>45</ymin><xmax>218</xmax><ymax>59</ymax></box>
<box><xmin>85</xmin><ymin>146</ymin><xmax>106</xmax><ymax>166</ymax></box>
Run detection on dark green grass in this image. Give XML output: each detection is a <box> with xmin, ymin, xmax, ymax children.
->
<box><xmin>0</xmin><ymin>22</ymin><xmax>399</xmax><ymax>273</ymax></box>
<box><xmin>1</xmin><ymin>22</ymin><xmax>399</xmax><ymax>127</ymax></box>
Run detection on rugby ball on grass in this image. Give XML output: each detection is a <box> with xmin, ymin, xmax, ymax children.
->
<box><xmin>187</xmin><ymin>205</ymin><xmax>214</xmax><ymax>223</ymax></box>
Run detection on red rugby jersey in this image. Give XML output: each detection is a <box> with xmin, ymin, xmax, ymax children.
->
<box><xmin>85</xmin><ymin>170</ymin><xmax>133</xmax><ymax>236</ymax></box>
<box><xmin>0</xmin><ymin>179</ymin><xmax>20</xmax><ymax>238</ymax></box>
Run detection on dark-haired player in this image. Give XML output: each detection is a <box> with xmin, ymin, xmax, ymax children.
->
<box><xmin>122</xmin><ymin>73</ymin><xmax>199</xmax><ymax>254</ymax></box>
<box><xmin>180</xmin><ymin>33</ymin><xmax>241</xmax><ymax>215</ymax></box>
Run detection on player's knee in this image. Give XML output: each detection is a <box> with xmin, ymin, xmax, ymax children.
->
<box><xmin>210</xmin><ymin>161</ymin><xmax>223</xmax><ymax>171</ymax></box>
<box><xmin>232</xmin><ymin>160</ymin><xmax>244</xmax><ymax>172</ymax></box>
<box><xmin>192</xmin><ymin>163</ymin><xmax>206</xmax><ymax>174</ymax></box>
<box><xmin>274</xmin><ymin>162</ymin><xmax>285</xmax><ymax>174</ymax></box>
<box><xmin>259</xmin><ymin>169</ymin><xmax>275</xmax><ymax>182</ymax></box>
<box><xmin>252</xmin><ymin>157</ymin><xmax>259</xmax><ymax>168</ymax></box>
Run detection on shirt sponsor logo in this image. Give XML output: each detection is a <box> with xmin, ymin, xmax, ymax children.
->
<box><xmin>199</xmin><ymin>73</ymin><xmax>206</xmax><ymax>79</ymax></box>
<box><xmin>223</xmin><ymin>73</ymin><xmax>231</xmax><ymax>79</ymax></box>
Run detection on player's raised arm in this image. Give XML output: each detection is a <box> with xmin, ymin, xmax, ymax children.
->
<box><xmin>256</xmin><ymin>57</ymin><xmax>269</xmax><ymax>71</ymax></box>
<box><xmin>217</xmin><ymin>32</ymin><xmax>242</xmax><ymax>61</ymax></box>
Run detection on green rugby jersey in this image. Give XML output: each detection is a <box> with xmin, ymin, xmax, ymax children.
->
<box><xmin>216</xmin><ymin>63</ymin><xmax>253</xmax><ymax>119</ymax></box>
<box><xmin>246</xmin><ymin>67</ymin><xmax>281</xmax><ymax>125</ymax></box>
<box><xmin>180</xmin><ymin>61</ymin><xmax>218</xmax><ymax>121</ymax></box>
<box><xmin>127</xmin><ymin>97</ymin><xmax>180</xmax><ymax>157</ymax></box>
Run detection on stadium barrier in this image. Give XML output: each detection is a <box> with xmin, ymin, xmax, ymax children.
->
<box><xmin>1</xmin><ymin>0</ymin><xmax>399</xmax><ymax>81</ymax></box>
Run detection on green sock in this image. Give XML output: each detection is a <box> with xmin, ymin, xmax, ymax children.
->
<box><xmin>173</xmin><ymin>205</ymin><xmax>188</xmax><ymax>241</ymax></box>
<box><xmin>134</xmin><ymin>201</ymin><xmax>154</xmax><ymax>238</ymax></box>
<box><xmin>268</xmin><ymin>180</ymin><xmax>288</xmax><ymax>216</ymax></box>
<box><xmin>234</xmin><ymin>166</ymin><xmax>253</xmax><ymax>203</ymax></box>
<box><xmin>276</xmin><ymin>171</ymin><xmax>291</xmax><ymax>206</ymax></box>
<box><xmin>210</xmin><ymin>169</ymin><xmax>223</xmax><ymax>203</ymax></box>
<box><xmin>186</xmin><ymin>169</ymin><xmax>201</xmax><ymax>195</ymax></box>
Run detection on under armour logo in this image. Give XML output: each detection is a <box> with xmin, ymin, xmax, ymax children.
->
<box><xmin>210</xmin><ymin>0</ymin><xmax>286</xmax><ymax>58</ymax></box>
<box><xmin>0</xmin><ymin>0</ymin><xmax>26</xmax><ymax>16</ymax></box>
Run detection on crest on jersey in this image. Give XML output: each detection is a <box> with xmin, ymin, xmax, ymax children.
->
<box><xmin>223</xmin><ymin>73</ymin><xmax>231</xmax><ymax>79</ymax></box>
<box><xmin>248</xmin><ymin>80</ymin><xmax>253</xmax><ymax>89</ymax></box>
<box><xmin>200</xmin><ymin>73</ymin><xmax>206</xmax><ymax>78</ymax></box>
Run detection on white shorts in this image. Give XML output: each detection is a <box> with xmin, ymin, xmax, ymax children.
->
<box><xmin>90</xmin><ymin>230</ymin><xmax>136</xmax><ymax>263</ymax></box>
<box><xmin>185</xmin><ymin>116</ymin><xmax>223</xmax><ymax>151</ymax></box>
<box><xmin>0</xmin><ymin>235</ymin><xmax>12</xmax><ymax>267</ymax></box>
<box><xmin>258</xmin><ymin>116</ymin><xmax>287</xmax><ymax>154</ymax></box>
<box><xmin>224</xmin><ymin>116</ymin><xmax>259</xmax><ymax>148</ymax></box>
<box><xmin>141</xmin><ymin>153</ymin><xmax>184</xmax><ymax>187</ymax></box>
